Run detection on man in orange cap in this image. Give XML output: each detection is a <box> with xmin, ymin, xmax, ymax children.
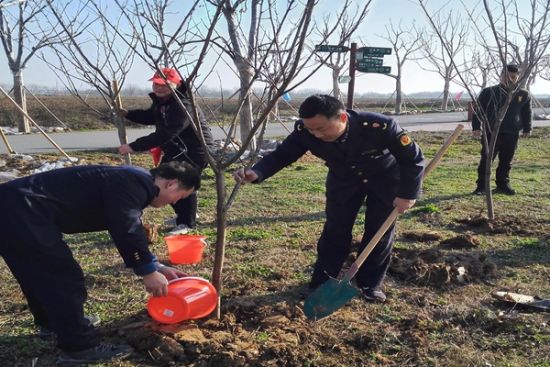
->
<box><xmin>118</xmin><ymin>67</ymin><xmax>213</xmax><ymax>235</ymax></box>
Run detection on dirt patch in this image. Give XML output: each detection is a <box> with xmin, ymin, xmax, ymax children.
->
<box><xmin>440</xmin><ymin>234</ymin><xmax>480</xmax><ymax>249</ymax></box>
<box><xmin>401</xmin><ymin>230</ymin><xmax>443</xmax><ymax>242</ymax></box>
<box><xmin>389</xmin><ymin>248</ymin><xmax>497</xmax><ymax>288</ymax></box>
<box><xmin>457</xmin><ymin>215</ymin><xmax>545</xmax><ymax>236</ymax></box>
<box><xmin>114</xmin><ymin>300</ymin><xmax>316</xmax><ymax>367</ymax></box>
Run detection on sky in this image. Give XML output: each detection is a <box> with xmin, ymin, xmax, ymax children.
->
<box><xmin>1</xmin><ymin>0</ymin><xmax>549</xmax><ymax>96</ymax></box>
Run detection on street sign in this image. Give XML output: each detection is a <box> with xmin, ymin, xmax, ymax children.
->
<box><xmin>338</xmin><ymin>75</ymin><xmax>351</xmax><ymax>83</ymax></box>
<box><xmin>357</xmin><ymin>46</ymin><xmax>392</xmax><ymax>58</ymax></box>
<box><xmin>357</xmin><ymin>58</ymin><xmax>383</xmax><ymax>68</ymax></box>
<box><xmin>315</xmin><ymin>44</ymin><xmax>349</xmax><ymax>53</ymax></box>
<box><xmin>356</xmin><ymin>65</ymin><xmax>391</xmax><ymax>74</ymax></box>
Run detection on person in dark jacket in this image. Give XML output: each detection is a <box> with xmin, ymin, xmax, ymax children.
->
<box><xmin>234</xmin><ymin>95</ymin><xmax>425</xmax><ymax>303</ymax></box>
<box><xmin>118</xmin><ymin>67</ymin><xmax>213</xmax><ymax>234</ymax></box>
<box><xmin>0</xmin><ymin>161</ymin><xmax>200</xmax><ymax>365</ymax></box>
<box><xmin>472</xmin><ymin>64</ymin><xmax>532</xmax><ymax>195</ymax></box>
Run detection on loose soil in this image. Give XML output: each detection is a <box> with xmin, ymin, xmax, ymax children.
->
<box><xmin>0</xmin><ymin>129</ymin><xmax>549</xmax><ymax>366</ymax></box>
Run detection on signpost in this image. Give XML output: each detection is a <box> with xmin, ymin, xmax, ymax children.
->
<box><xmin>315</xmin><ymin>44</ymin><xmax>349</xmax><ymax>53</ymax></box>
<box><xmin>347</xmin><ymin>43</ymin><xmax>393</xmax><ymax>108</ymax></box>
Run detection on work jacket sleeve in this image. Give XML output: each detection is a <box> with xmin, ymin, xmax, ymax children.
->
<box><xmin>125</xmin><ymin>107</ymin><xmax>156</xmax><ymax>126</ymax></box>
<box><xmin>384</xmin><ymin>122</ymin><xmax>425</xmax><ymax>199</ymax></box>
<box><xmin>103</xmin><ymin>177</ymin><xmax>156</xmax><ymax>276</ymax></box>
<box><xmin>521</xmin><ymin>92</ymin><xmax>533</xmax><ymax>133</ymax></box>
<box><xmin>251</xmin><ymin>125</ymin><xmax>308</xmax><ymax>182</ymax></box>
<box><xmin>472</xmin><ymin>88</ymin><xmax>490</xmax><ymax>131</ymax></box>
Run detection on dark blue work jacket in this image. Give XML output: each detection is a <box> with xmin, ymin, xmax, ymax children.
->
<box><xmin>252</xmin><ymin>110</ymin><xmax>425</xmax><ymax>203</ymax></box>
<box><xmin>0</xmin><ymin>165</ymin><xmax>158</xmax><ymax>275</ymax></box>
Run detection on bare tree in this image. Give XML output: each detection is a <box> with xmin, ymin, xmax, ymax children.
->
<box><xmin>460</xmin><ymin>47</ymin><xmax>496</xmax><ymax>90</ymax></box>
<box><xmin>379</xmin><ymin>21</ymin><xmax>423</xmax><ymax>114</ymax></box>
<box><xmin>503</xmin><ymin>0</ymin><xmax>550</xmax><ymax>90</ymax></box>
<box><xmin>207</xmin><ymin>0</ymin><xmax>370</xmax><ymax>150</ymax></box>
<box><xmin>418</xmin><ymin>0</ymin><xmax>550</xmax><ymax>218</ymax></box>
<box><xmin>44</xmin><ymin>0</ymin><xmax>138</xmax><ymax>164</ymax></box>
<box><xmin>0</xmin><ymin>0</ymin><xmax>64</xmax><ymax>132</ymax></box>
<box><xmin>419</xmin><ymin>8</ymin><xmax>469</xmax><ymax>111</ymax></box>
<box><xmin>108</xmin><ymin>0</ymin><xmax>373</xmax><ymax>316</ymax></box>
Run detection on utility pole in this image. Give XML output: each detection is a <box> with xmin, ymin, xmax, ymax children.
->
<box><xmin>346</xmin><ymin>42</ymin><xmax>357</xmax><ymax>109</ymax></box>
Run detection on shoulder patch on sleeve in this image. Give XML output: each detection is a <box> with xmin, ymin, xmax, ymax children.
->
<box><xmin>397</xmin><ymin>131</ymin><xmax>412</xmax><ymax>146</ymax></box>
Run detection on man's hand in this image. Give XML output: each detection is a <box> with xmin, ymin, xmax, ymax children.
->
<box><xmin>233</xmin><ymin>168</ymin><xmax>259</xmax><ymax>184</ymax></box>
<box><xmin>157</xmin><ymin>265</ymin><xmax>188</xmax><ymax>281</ymax></box>
<box><xmin>118</xmin><ymin>144</ymin><xmax>134</xmax><ymax>155</ymax></box>
<box><xmin>142</xmin><ymin>271</ymin><xmax>169</xmax><ymax>297</ymax></box>
<box><xmin>393</xmin><ymin>197</ymin><xmax>416</xmax><ymax>214</ymax></box>
<box><xmin>472</xmin><ymin>130</ymin><xmax>481</xmax><ymax>139</ymax></box>
<box><xmin>522</xmin><ymin>131</ymin><xmax>531</xmax><ymax>138</ymax></box>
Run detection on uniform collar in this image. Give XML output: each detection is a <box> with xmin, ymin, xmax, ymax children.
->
<box><xmin>334</xmin><ymin>116</ymin><xmax>350</xmax><ymax>144</ymax></box>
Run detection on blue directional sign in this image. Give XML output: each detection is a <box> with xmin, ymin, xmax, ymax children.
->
<box><xmin>356</xmin><ymin>65</ymin><xmax>391</xmax><ymax>74</ymax></box>
<box><xmin>357</xmin><ymin>46</ymin><xmax>392</xmax><ymax>57</ymax></box>
<box><xmin>316</xmin><ymin>44</ymin><xmax>349</xmax><ymax>53</ymax></box>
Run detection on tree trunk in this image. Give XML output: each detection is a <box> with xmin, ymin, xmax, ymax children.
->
<box><xmin>395</xmin><ymin>76</ymin><xmax>402</xmax><ymax>114</ymax></box>
<box><xmin>441</xmin><ymin>77</ymin><xmax>450</xmax><ymax>111</ymax></box>
<box><xmin>13</xmin><ymin>70</ymin><xmax>31</xmax><ymax>133</ymax></box>
<box><xmin>483</xmin><ymin>132</ymin><xmax>495</xmax><ymax>219</ymax></box>
<box><xmin>211</xmin><ymin>169</ymin><xmax>228</xmax><ymax>319</ymax></box>
<box><xmin>237</xmin><ymin>62</ymin><xmax>256</xmax><ymax>151</ymax></box>
<box><xmin>332</xmin><ymin>68</ymin><xmax>341</xmax><ymax>101</ymax></box>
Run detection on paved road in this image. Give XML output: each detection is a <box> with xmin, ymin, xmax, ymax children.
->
<box><xmin>2</xmin><ymin>110</ymin><xmax>549</xmax><ymax>154</ymax></box>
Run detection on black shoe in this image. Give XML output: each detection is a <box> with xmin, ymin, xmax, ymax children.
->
<box><xmin>38</xmin><ymin>315</ymin><xmax>101</xmax><ymax>339</ymax></box>
<box><xmin>472</xmin><ymin>187</ymin><xmax>484</xmax><ymax>195</ymax></box>
<box><xmin>362</xmin><ymin>288</ymin><xmax>387</xmax><ymax>303</ymax></box>
<box><xmin>57</xmin><ymin>342</ymin><xmax>132</xmax><ymax>365</ymax></box>
<box><xmin>495</xmin><ymin>184</ymin><xmax>516</xmax><ymax>195</ymax></box>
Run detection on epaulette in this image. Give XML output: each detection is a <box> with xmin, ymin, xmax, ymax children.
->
<box><xmin>360</xmin><ymin>119</ymin><xmax>390</xmax><ymax>131</ymax></box>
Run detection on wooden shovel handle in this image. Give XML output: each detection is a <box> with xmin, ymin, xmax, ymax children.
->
<box><xmin>343</xmin><ymin>124</ymin><xmax>464</xmax><ymax>282</ymax></box>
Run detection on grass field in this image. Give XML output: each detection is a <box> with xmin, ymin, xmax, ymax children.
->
<box><xmin>0</xmin><ymin>128</ymin><xmax>549</xmax><ymax>366</ymax></box>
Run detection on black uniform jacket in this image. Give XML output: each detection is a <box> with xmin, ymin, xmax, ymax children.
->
<box><xmin>252</xmin><ymin>110</ymin><xmax>425</xmax><ymax>203</ymax></box>
<box><xmin>472</xmin><ymin>84</ymin><xmax>532</xmax><ymax>135</ymax></box>
<box><xmin>1</xmin><ymin>165</ymin><xmax>159</xmax><ymax>275</ymax></box>
<box><xmin>126</xmin><ymin>84</ymin><xmax>214</xmax><ymax>166</ymax></box>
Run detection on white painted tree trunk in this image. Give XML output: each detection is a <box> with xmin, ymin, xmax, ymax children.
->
<box><xmin>13</xmin><ymin>70</ymin><xmax>30</xmax><ymax>133</ymax></box>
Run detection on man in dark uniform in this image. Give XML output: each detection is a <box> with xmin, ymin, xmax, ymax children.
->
<box><xmin>472</xmin><ymin>64</ymin><xmax>532</xmax><ymax>195</ymax></box>
<box><xmin>234</xmin><ymin>95</ymin><xmax>424</xmax><ymax>302</ymax></box>
<box><xmin>118</xmin><ymin>67</ymin><xmax>213</xmax><ymax>234</ymax></box>
<box><xmin>0</xmin><ymin>161</ymin><xmax>200</xmax><ymax>365</ymax></box>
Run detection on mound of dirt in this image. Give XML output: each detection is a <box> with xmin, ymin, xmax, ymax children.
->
<box><xmin>440</xmin><ymin>234</ymin><xmax>480</xmax><ymax>249</ymax></box>
<box><xmin>114</xmin><ymin>300</ymin><xmax>317</xmax><ymax>367</ymax></box>
<box><xmin>401</xmin><ymin>230</ymin><xmax>443</xmax><ymax>242</ymax></box>
<box><xmin>458</xmin><ymin>215</ymin><xmax>544</xmax><ymax>236</ymax></box>
<box><xmin>389</xmin><ymin>248</ymin><xmax>497</xmax><ymax>288</ymax></box>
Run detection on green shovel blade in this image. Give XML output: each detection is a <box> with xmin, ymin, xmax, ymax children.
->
<box><xmin>303</xmin><ymin>278</ymin><xmax>361</xmax><ymax>320</ymax></box>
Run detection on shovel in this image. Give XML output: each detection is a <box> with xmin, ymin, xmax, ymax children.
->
<box><xmin>304</xmin><ymin>124</ymin><xmax>464</xmax><ymax>320</ymax></box>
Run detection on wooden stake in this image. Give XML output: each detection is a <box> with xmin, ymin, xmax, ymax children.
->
<box><xmin>0</xmin><ymin>85</ymin><xmax>73</xmax><ymax>161</ymax></box>
<box><xmin>0</xmin><ymin>126</ymin><xmax>16</xmax><ymax>154</ymax></box>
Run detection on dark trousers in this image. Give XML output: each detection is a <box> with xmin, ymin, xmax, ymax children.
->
<box><xmin>0</xmin><ymin>190</ymin><xmax>99</xmax><ymax>352</ymax></box>
<box><xmin>476</xmin><ymin>133</ymin><xmax>519</xmax><ymax>187</ymax></box>
<box><xmin>161</xmin><ymin>155</ymin><xmax>205</xmax><ymax>228</ymax></box>
<box><xmin>311</xmin><ymin>176</ymin><xmax>395</xmax><ymax>290</ymax></box>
